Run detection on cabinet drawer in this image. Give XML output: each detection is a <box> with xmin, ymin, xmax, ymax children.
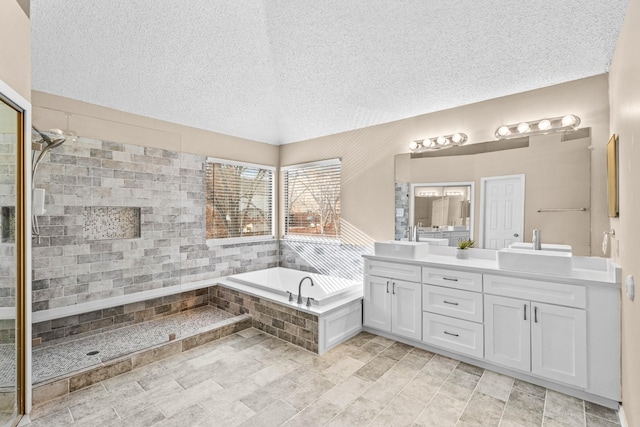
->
<box><xmin>422</xmin><ymin>285</ymin><xmax>483</xmax><ymax>323</ymax></box>
<box><xmin>484</xmin><ymin>274</ymin><xmax>586</xmax><ymax>309</ymax></box>
<box><xmin>365</xmin><ymin>260</ymin><xmax>421</xmax><ymax>282</ymax></box>
<box><xmin>422</xmin><ymin>267</ymin><xmax>483</xmax><ymax>292</ymax></box>
<box><xmin>422</xmin><ymin>312</ymin><xmax>484</xmax><ymax>358</ymax></box>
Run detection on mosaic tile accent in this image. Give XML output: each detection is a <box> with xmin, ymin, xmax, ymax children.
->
<box><xmin>83</xmin><ymin>206</ymin><xmax>140</xmax><ymax>240</ymax></box>
<box><xmin>32</xmin><ymin>288</ymin><xmax>210</xmax><ymax>346</ymax></box>
<box><xmin>0</xmin><ymin>344</ymin><xmax>15</xmax><ymax>389</ymax></box>
<box><xmin>212</xmin><ymin>286</ymin><xmax>319</xmax><ymax>353</ymax></box>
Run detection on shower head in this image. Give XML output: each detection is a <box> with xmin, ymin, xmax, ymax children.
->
<box><xmin>32</xmin><ymin>126</ymin><xmax>63</xmax><ymax>146</ymax></box>
<box><xmin>32</xmin><ymin>126</ymin><xmax>67</xmax><ymax>184</ymax></box>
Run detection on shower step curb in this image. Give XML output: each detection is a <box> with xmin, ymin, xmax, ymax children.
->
<box><xmin>31</xmin><ymin>313</ymin><xmax>252</xmax><ymax>407</ymax></box>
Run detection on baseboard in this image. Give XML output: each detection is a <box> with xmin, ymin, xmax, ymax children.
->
<box><xmin>619</xmin><ymin>404</ymin><xmax>629</xmax><ymax>427</ymax></box>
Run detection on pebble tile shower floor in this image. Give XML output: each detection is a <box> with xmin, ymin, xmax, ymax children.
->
<box><xmin>24</xmin><ymin>329</ymin><xmax>620</xmax><ymax>427</ymax></box>
<box><xmin>32</xmin><ymin>306</ymin><xmax>233</xmax><ymax>384</ymax></box>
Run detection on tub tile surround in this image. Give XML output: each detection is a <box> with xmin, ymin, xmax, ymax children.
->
<box><xmin>212</xmin><ymin>286</ymin><xmax>319</xmax><ymax>353</ymax></box>
<box><xmin>23</xmin><ymin>329</ymin><xmax>622</xmax><ymax>427</ymax></box>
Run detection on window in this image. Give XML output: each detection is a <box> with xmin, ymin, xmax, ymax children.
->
<box><xmin>283</xmin><ymin>158</ymin><xmax>341</xmax><ymax>240</ymax></box>
<box><xmin>205</xmin><ymin>158</ymin><xmax>274</xmax><ymax>241</ymax></box>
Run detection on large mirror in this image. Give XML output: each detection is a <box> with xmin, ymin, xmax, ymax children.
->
<box><xmin>410</xmin><ymin>182</ymin><xmax>473</xmax><ymax>245</ymax></box>
<box><xmin>395</xmin><ymin>130</ymin><xmax>593</xmax><ymax>255</ymax></box>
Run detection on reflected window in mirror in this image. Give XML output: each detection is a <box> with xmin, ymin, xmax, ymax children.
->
<box><xmin>409</xmin><ymin>182</ymin><xmax>474</xmax><ymax>246</ymax></box>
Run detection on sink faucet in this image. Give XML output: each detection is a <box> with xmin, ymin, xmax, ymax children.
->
<box><xmin>297</xmin><ymin>276</ymin><xmax>314</xmax><ymax>304</ymax></box>
<box><xmin>532</xmin><ymin>229</ymin><xmax>542</xmax><ymax>250</ymax></box>
<box><xmin>404</xmin><ymin>224</ymin><xmax>421</xmax><ymax>242</ymax></box>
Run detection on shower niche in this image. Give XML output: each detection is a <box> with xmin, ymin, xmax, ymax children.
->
<box><xmin>83</xmin><ymin>206</ymin><xmax>141</xmax><ymax>240</ymax></box>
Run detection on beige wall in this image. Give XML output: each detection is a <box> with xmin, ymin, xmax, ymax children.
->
<box><xmin>281</xmin><ymin>75</ymin><xmax>610</xmax><ymax>252</ymax></box>
<box><xmin>0</xmin><ymin>0</ymin><xmax>30</xmax><ymax>101</ymax></box>
<box><xmin>32</xmin><ymin>91</ymin><xmax>280</xmax><ymax>166</ymax></box>
<box><xmin>609</xmin><ymin>0</ymin><xmax>640</xmax><ymax>423</ymax></box>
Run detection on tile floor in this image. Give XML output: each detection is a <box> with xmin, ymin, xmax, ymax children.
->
<box><xmin>23</xmin><ymin>329</ymin><xmax>620</xmax><ymax>427</ymax></box>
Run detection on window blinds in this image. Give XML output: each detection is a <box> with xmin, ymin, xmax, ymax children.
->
<box><xmin>205</xmin><ymin>159</ymin><xmax>274</xmax><ymax>240</ymax></box>
<box><xmin>283</xmin><ymin>159</ymin><xmax>341</xmax><ymax>239</ymax></box>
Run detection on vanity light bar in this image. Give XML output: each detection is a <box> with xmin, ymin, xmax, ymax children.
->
<box><xmin>410</xmin><ymin>133</ymin><xmax>468</xmax><ymax>153</ymax></box>
<box><xmin>495</xmin><ymin>114</ymin><xmax>580</xmax><ymax>140</ymax></box>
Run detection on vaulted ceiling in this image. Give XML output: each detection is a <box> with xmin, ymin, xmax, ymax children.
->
<box><xmin>31</xmin><ymin>0</ymin><xmax>629</xmax><ymax>145</ymax></box>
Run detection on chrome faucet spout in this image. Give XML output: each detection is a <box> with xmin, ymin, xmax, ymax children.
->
<box><xmin>297</xmin><ymin>276</ymin><xmax>314</xmax><ymax>304</ymax></box>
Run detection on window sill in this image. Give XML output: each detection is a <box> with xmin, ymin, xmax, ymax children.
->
<box><xmin>282</xmin><ymin>235</ymin><xmax>341</xmax><ymax>245</ymax></box>
<box><xmin>206</xmin><ymin>235</ymin><xmax>275</xmax><ymax>247</ymax></box>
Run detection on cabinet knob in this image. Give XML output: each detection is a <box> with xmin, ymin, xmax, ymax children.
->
<box><xmin>514</xmin><ymin>233</ymin><xmax>519</xmax><ymax>237</ymax></box>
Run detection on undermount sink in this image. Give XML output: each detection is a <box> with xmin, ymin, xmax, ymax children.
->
<box><xmin>497</xmin><ymin>247</ymin><xmax>573</xmax><ymax>276</ymax></box>
<box><xmin>374</xmin><ymin>241</ymin><xmax>430</xmax><ymax>259</ymax></box>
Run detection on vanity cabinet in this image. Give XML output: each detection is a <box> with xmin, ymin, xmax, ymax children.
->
<box><xmin>363</xmin><ymin>260</ymin><xmax>422</xmax><ymax>340</ymax></box>
<box><xmin>422</xmin><ymin>267</ymin><xmax>484</xmax><ymax>358</ymax></box>
<box><xmin>484</xmin><ymin>295</ymin><xmax>587</xmax><ymax>387</ymax></box>
<box><xmin>363</xmin><ymin>255</ymin><xmax>620</xmax><ymax>405</ymax></box>
<box><xmin>484</xmin><ymin>274</ymin><xmax>587</xmax><ymax>388</ymax></box>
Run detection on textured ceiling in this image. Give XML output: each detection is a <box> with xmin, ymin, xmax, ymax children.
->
<box><xmin>31</xmin><ymin>0</ymin><xmax>629</xmax><ymax>145</ymax></box>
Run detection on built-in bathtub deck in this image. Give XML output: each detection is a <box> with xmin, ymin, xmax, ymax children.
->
<box><xmin>32</xmin><ymin>306</ymin><xmax>252</xmax><ymax>406</ymax></box>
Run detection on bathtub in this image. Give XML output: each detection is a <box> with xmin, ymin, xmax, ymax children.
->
<box><xmin>221</xmin><ymin>267</ymin><xmax>363</xmax><ymax>353</ymax></box>
<box><xmin>227</xmin><ymin>267</ymin><xmax>361</xmax><ymax>307</ymax></box>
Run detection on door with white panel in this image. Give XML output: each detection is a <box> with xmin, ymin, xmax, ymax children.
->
<box><xmin>363</xmin><ymin>275</ymin><xmax>392</xmax><ymax>332</ymax></box>
<box><xmin>480</xmin><ymin>175</ymin><xmax>525</xmax><ymax>249</ymax></box>
<box><xmin>531</xmin><ymin>302</ymin><xmax>587</xmax><ymax>388</ymax></box>
<box><xmin>391</xmin><ymin>280</ymin><xmax>422</xmax><ymax>340</ymax></box>
<box><xmin>485</xmin><ymin>295</ymin><xmax>531</xmax><ymax>371</ymax></box>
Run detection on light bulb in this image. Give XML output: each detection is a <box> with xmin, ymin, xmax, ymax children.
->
<box><xmin>497</xmin><ymin>126</ymin><xmax>510</xmax><ymax>137</ymax></box>
<box><xmin>437</xmin><ymin>136</ymin><xmax>447</xmax><ymax>146</ymax></box>
<box><xmin>562</xmin><ymin>115</ymin><xmax>577</xmax><ymax>127</ymax></box>
<box><xmin>409</xmin><ymin>141</ymin><xmax>419</xmax><ymax>151</ymax></box>
<box><xmin>538</xmin><ymin>119</ymin><xmax>551</xmax><ymax>130</ymax></box>
<box><xmin>517</xmin><ymin>122</ymin><xmax>530</xmax><ymax>133</ymax></box>
<box><xmin>451</xmin><ymin>133</ymin><xmax>464</xmax><ymax>144</ymax></box>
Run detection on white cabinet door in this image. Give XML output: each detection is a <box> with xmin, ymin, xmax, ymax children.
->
<box><xmin>531</xmin><ymin>302</ymin><xmax>587</xmax><ymax>388</ymax></box>
<box><xmin>391</xmin><ymin>280</ymin><xmax>422</xmax><ymax>340</ymax></box>
<box><xmin>363</xmin><ymin>275</ymin><xmax>392</xmax><ymax>332</ymax></box>
<box><xmin>485</xmin><ymin>295</ymin><xmax>531</xmax><ymax>372</ymax></box>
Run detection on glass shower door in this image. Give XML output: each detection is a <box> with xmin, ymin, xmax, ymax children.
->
<box><xmin>0</xmin><ymin>94</ymin><xmax>25</xmax><ymax>426</ymax></box>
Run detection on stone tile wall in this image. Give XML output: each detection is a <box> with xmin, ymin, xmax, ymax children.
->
<box><xmin>211</xmin><ymin>285</ymin><xmax>319</xmax><ymax>353</ymax></box>
<box><xmin>395</xmin><ymin>181</ymin><xmax>409</xmax><ymax>240</ymax></box>
<box><xmin>31</xmin><ymin>136</ymin><xmax>279</xmax><ymax>314</ymax></box>
<box><xmin>30</xmin><ymin>136</ymin><xmax>278</xmax><ymax>343</ymax></box>
<box><xmin>279</xmin><ymin>240</ymin><xmax>372</xmax><ymax>281</ymax></box>
<box><xmin>0</xmin><ymin>134</ymin><xmax>16</xmax><ymax>310</ymax></box>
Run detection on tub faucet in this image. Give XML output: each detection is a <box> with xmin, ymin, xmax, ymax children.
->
<box><xmin>297</xmin><ymin>276</ymin><xmax>314</xmax><ymax>304</ymax></box>
<box><xmin>532</xmin><ymin>229</ymin><xmax>542</xmax><ymax>250</ymax></box>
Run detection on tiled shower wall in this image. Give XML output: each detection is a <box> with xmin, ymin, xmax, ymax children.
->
<box><xmin>31</xmin><ymin>136</ymin><xmax>278</xmax><ymax>341</ymax></box>
<box><xmin>0</xmin><ymin>134</ymin><xmax>16</xmax><ymax>345</ymax></box>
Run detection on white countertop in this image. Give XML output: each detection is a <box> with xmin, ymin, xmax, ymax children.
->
<box><xmin>364</xmin><ymin>246</ymin><xmax>620</xmax><ymax>288</ymax></box>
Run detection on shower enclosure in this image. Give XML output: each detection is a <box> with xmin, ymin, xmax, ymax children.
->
<box><xmin>0</xmin><ymin>79</ymin><xmax>29</xmax><ymax>426</ymax></box>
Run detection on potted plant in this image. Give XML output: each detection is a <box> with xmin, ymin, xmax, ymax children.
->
<box><xmin>456</xmin><ymin>239</ymin><xmax>475</xmax><ymax>259</ymax></box>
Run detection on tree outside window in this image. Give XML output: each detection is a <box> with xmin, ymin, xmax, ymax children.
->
<box><xmin>205</xmin><ymin>160</ymin><xmax>273</xmax><ymax>240</ymax></box>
